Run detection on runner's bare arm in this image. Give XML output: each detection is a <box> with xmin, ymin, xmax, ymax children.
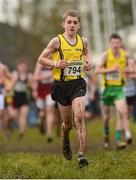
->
<box><xmin>3</xmin><ymin>65</ymin><xmax>12</xmax><ymax>80</ymax></box>
<box><xmin>125</xmin><ymin>51</ymin><xmax>130</xmax><ymax>66</ymax></box>
<box><xmin>96</xmin><ymin>52</ymin><xmax>118</xmax><ymax>74</ymax></box>
<box><xmin>33</xmin><ymin>63</ymin><xmax>43</xmax><ymax>81</ymax></box>
<box><xmin>38</xmin><ymin>37</ymin><xmax>59</xmax><ymax>67</ymax></box>
<box><xmin>38</xmin><ymin>37</ymin><xmax>68</xmax><ymax>69</ymax></box>
<box><xmin>82</xmin><ymin>37</ymin><xmax>92</xmax><ymax>71</ymax></box>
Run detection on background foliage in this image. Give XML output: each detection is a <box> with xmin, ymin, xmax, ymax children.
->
<box><xmin>0</xmin><ymin>0</ymin><xmax>135</xmax><ymax>69</ymax></box>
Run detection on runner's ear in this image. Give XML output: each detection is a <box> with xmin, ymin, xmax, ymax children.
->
<box><xmin>62</xmin><ymin>22</ymin><xmax>65</xmax><ymax>28</ymax></box>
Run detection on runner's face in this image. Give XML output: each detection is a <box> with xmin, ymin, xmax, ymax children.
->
<box><xmin>17</xmin><ymin>63</ymin><xmax>28</xmax><ymax>73</ymax></box>
<box><xmin>62</xmin><ymin>16</ymin><xmax>80</xmax><ymax>35</ymax></box>
<box><xmin>110</xmin><ymin>38</ymin><xmax>121</xmax><ymax>51</ymax></box>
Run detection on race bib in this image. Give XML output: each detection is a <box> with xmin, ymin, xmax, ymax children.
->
<box><xmin>106</xmin><ymin>72</ymin><xmax>120</xmax><ymax>80</ymax></box>
<box><xmin>0</xmin><ymin>94</ymin><xmax>5</xmax><ymax>110</ymax></box>
<box><xmin>14</xmin><ymin>82</ymin><xmax>26</xmax><ymax>92</ymax></box>
<box><xmin>64</xmin><ymin>61</ymin><xmax>82</xmax><ymax>76</ymax></box>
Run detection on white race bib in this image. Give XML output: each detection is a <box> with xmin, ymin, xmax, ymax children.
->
<box><xmin>106</xmin><ymin>72</ymin><xmax>119</xmax><ymax>80</ymax></box>
<box><xmin>0</xmin><ymin>94</ymin><xmax>5</xmax><ymax>110</ymax></box>
<box><xmin>64</xmin><ymin>61</ymin><xmax>82</xmax><ymax>76</ymax></box>
<box><xmin>14</xmin><ymin>82</ymin><xmax>26</xmax><ymax>92</ymax></box>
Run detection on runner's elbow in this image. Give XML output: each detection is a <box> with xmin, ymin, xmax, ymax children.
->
<box><xmin>95</xmin><ymin>67</ymin><xmax>101</xmax><ymax>74</ymax></box>
<box><xmin>38</xmin><ymin>56</ymin><xmax>43</xmax><ymax>65</ymax></box>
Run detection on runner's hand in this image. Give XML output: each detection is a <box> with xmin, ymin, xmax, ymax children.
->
<box><xmin>32</xmin><ymin>90</ymin><xmax>38</xmax><ymax>99</ymax></box>
<box><xmin>55</xmin><ymin>60</ymin><xmax>68</xmax><ymax>69</ymax></box>
<box><xmin>85</xmin><ymin>61</ymin><xmax>93</xmax><ymax>71</ymax></box>
<box><xmin>110</xmin><ymin>66</ymin><xmax>119</xmax><ymax>72</ymax></box>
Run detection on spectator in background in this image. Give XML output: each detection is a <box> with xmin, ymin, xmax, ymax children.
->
<box><xmin>33</xmin><ymin>63</ymin><xmax>55</xmax><ymax>142</ymax></box>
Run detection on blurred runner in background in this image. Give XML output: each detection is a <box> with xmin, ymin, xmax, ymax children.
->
<box><xmin>33</xmin><ymin>63</ymin><xmax>55</xmax><ymax>142</ymax></box>
<box><xmin>6</xmin><ymin>59</ymin><xmax>32</xmax><ymax>139</ymax></box>
<box><xmin>96</xmin><ymin>33</ymin><xmax>132</xmax><ymax>149</ymax></box>
<box><xmin>0</xmin><ymin>62</ymin><xmax>12</xmax><ymax>131</ymax></box>
<box><xmin>124</xmin><ymin>58</ymin><xmax>136</xmax><ymax>120</ymax></box>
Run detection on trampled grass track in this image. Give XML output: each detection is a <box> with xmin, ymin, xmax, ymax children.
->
<box><xmin>0</xmin><ymin>118</ymin><xmax>136</xmax><ymax>178</ymax></box>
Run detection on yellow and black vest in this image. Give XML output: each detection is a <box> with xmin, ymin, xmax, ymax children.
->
<box><xmin>52</xmin><ymin>34</ymin><xmax>85</xmax><ymax>81</ymax></box>
<box><xmin>103</xmin><ymin>48</ymin><xmax>127</xmax><ymax>86</ymax></box>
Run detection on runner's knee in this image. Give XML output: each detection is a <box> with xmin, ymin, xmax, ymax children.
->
<box><xmin>74</xmin><ymin>111</ymin><xmax>84</xmax><ymax>122</ymax></box>
<box><xmin>63</xmin><ymin>122</ymin><xmax>72</xmax><ymax>131</ymax></box>
<box><xmin>103</xmin><ymin>114</ymin><xmax>110</xmax><ymax>122</ymax></box>
<box><xmin>117</xmin><ymin>106</ymin><xmax>128</xmax><ymax>116</ymax></box>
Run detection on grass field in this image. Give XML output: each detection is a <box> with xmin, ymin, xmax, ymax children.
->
<box><xmin>0</xmin><ymin>118</ymin><xmax>136</xmax><ymax>179</ymax></box>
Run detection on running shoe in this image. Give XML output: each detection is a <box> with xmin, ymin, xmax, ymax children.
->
<box><xmin>78</xmin><ymin>154</ymin><xmax>89</xmax><ymax>168</ymax></box>
<box><xmin>47</xmin><ymin>137</ymin><xmax>53</xmax><ymax>143</ymax></box>
<box><xmin>126</xmin><ymin>137</ymin><xmax>133</xmax><ymax>145</ymax></box>
<box><xmin>104</xmin><ymin>136</ymin><xmax>110</xmax><ymax>148</ymax></box>
<box><xmin>62</xmin><ymin>138</ymin><xmax>72</xmax><ymax>160</ymax></box>
<box><xmin>116</xmin><ymin>141</ymin><xmax>127</xmax><ymax>150</ymax></box>
<box><xmin>125</xmin><ymin>131</ymin><xmax>133</xmax><ymax>145</ymax></box>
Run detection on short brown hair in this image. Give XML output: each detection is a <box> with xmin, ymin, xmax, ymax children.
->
<box><xmin>17</xmin><ymin>57</ymin><xmax>28</xmax><ymax>66</ymax></box>
<box><xmin>62</xmin><ymin>9</ymin><xmax>80</xmax><ymax>22</ymax></box>
<box><xmin>110</xmin><ymin>33</ymin><xmax>122</xmax><ymax>41</ymax></box>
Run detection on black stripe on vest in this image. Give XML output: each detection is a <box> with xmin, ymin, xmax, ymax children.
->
<box><xmin>58</xmin><ymin>47</ymin><xmax>65</xmax><ymax>81</ymax></box>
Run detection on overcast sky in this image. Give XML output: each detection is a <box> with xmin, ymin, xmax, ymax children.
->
<box><xmin>0</xmin><ymin>0</ymin><xmax>55</xmax><ymax>28</ymax></box>
<box><xmin>0</xmin><ymin>0</ymin><xmax>19</xmax><ymax>23</ymax></box>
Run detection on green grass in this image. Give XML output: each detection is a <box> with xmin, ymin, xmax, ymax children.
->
<box><xmin>0</xmin><ymin>118</ymin><xmax>136</xmax><ymax>178</ymax></box>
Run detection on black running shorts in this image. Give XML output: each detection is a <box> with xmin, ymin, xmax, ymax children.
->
<box><xmin>51</xmin><ymin>78</ymin><xmax>86</xmax><ymax>106</ymax></box>
<box><xmin>126</xmin><ymin>95</ymin><xmax>136</xmax><ymax>106</ymax></box>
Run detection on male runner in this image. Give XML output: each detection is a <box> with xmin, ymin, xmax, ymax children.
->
<box><xmin>37</xmin><ymin>9</ymin><xmax>92</xmax><ymax>167</ymax></box>
<box><xmin>96</xmin><ymin>33</ymin><xmax>132</xmax><ymax>149</ymax></box>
